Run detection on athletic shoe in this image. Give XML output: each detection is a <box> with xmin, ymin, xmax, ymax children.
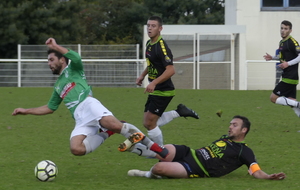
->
<box><xmin>127</xmin><ymin>169</ymin><xmax>148</xmax><ymax>177</ymax></box>
<box><xmin>118</xmin><ymin>132</ymin><xmax>145</xmax><ymax>152</ymax></box>
<box><xmin>176</xmin><ymin>104</ymin><xmax>199</xmax><ymax>119</ymax></box>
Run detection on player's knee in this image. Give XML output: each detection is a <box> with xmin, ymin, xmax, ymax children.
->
<box><xmin>143</xmin><ymin>121</ymin><xmax>156</xmax><ymax>130</ymax></box>
<box><xmin>270</xmin><ymin>97</ymin><xmax>276</xmax><ymax>103</ymax></box>
<box><xmin>70</xmin><ymin>135</ymin><xmax>87</xmax><ymax>156</ymax></box>
<box><xmin>70</xmin><ymin>146</ymin><xmax>85</xmax><ymax>156</ymax></box>
<box><xmin>152</xmin><ymin>163</ymin><xmax>165</xmax><ymax>175</ymax></box>
<box><xmin>270</xmin><ymin>93</ymin><xmax>278</xmax><ymax>103</ymax></box>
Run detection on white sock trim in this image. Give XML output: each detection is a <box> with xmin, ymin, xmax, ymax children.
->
<box><xmin>83</xmin><ymin>134</ymin><xmax>105</xmax><ymax>155</ymax></box>
<box><xmin>148</xmin><ymin>126</ymin><xmax>161</xmax><ymax>137</ymax></box>
<box><xmin>148</xmin><ymin>126</ymin><xmax>163</xmax><ymax>145</ymax></box>
<box><xmin>157</xmin><ymin>111</ymin><xmax>179</xmax><ymax>127</ymax></box>
<box><xmin>148</xmin><ymin>167</ymin><xmax>162</xmax><ymax>179</ymax></box>
<box><xmin>276</xmin><ymin>97</ymin><xmax>299</xmax><ymax>107</ymax></box>
<box><xmin>120</xmin><ymin>123</ymin><xmax>142</xmax><ymax>138</ymax></box>
<box><xmin>83</xmin><ymin>138</ymin><xmax>92</xmax><ymax>155</ymax></box>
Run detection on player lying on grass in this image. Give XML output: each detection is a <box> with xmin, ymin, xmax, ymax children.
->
<box><xmin>12</xmin><ymin>37</ymin><xmax>168</xmax><ymax>159</ymax></box>
<box><xmin>121</xmin><ymin>115</ymin><xmax>286</xmax><ymax>180</ymax></box>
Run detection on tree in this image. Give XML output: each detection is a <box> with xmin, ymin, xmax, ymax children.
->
<box><xmin>0</xmin><ymin>0</ymin><xmax>225</xmax><ymax>58</ymax></box>
<box><xmin>0</xmin><ymin>0</ymin><xmax>87</xmax><ymax>58</ymax></box>
<box><xmin>77</xmin><ymin>0</ymin><xmax>224</xmax><ymax>55</ymax></box>
<box><xmin>0</xmin><ymin>1</ymin><xmax>28</xmax><ymax>58</ymax></box>
<box><xmin>144</xmin><ymin>0</ymin><xmax>224</xmax><ymax>24</ymax></box>
<box><xmin>78</xmin><ymin>0</ymin><xmax>149</xmax><ymax>44</ymax></box>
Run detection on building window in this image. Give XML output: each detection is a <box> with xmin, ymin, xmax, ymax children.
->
<box><xmin>261</xmin><ymin>0</ymin><xmax>300</xmax><ymax>11</ymax></box>
<box><xmin>290</xmin><ymin>0</ymin><xmax>300</xmax><ymax>7</ymax></box>
<box><xmin>263</xmin><ymin>0</ymin><xmax>283</xmax><ymax>7</ymax></box>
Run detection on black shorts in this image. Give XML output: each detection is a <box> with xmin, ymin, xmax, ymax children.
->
<box><xmin>273</xmin><ymin>81</ymin><xmax>297</xmax><ymax>99</ymax></box>
<box><xmin>144</xmin><ymin>95</ymin><xmax>173</xmax><ymax>116</ymax></box>
<box><xmin>173</xmin><ymin>145</ymin><xmax>206</xmax><ymax>178</ymax></box>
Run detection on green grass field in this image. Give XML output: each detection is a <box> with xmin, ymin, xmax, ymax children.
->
<box><xmin>1</xmin><ymin>87</ymin><xmax>299</xmax><ymax>190</ymax></box>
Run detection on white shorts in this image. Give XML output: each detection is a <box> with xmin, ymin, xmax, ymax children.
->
<box><xmin>70</xmin><ymin>97</ymin><xmax>113</xmax><ymax>139</ymax></box>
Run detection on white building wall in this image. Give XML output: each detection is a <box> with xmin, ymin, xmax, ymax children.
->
<box><xmin>143</xmin><ymin>25</ymin><xmax>246</xmax><ymax>90</ymax></box>
<box><xmin>226</xmin><ymin>0</ymin><xmax>300</xmax><ymax>90</ymax></box>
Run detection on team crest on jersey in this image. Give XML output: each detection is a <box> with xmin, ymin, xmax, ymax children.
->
<box><xmin>296</xmin><ymin>46</ymin><xmax>300</xmax><ymax>53</ymax></box>
<box><xmin>65</xmin><ymin>70</ymin><xmax>69</xmax><ymax>78</ymax></box>
<box><xmin>55</xmin><ymin>85</ymin><xmax>60</xmax><ymax>91</ymax></box>
<box><xmin>165</xmin><ymin>55</ymin><xmax>171</xmax><ymax>63</ymax></box>
<box><xmin>215</xmin><ymin>141</ymin><xmax>226</xmax><ymax>147</ymax></box>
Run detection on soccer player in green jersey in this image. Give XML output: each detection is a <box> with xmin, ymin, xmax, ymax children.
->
<box><xmin>136</xmin><ymin>15</ymin><xmax>199</xmax><ymax>147</ymax></box>
<box><xmin>125</xmin><ymin>115</ymin><xmax>286</xmax><ymax>180</ymax></box>
<box><xmin>264</xmin><ymin>20</ymin><xmax>300</xmax><ymax>117</ymax></box>
<box><xmin>12</xmin><ymin>38</ymin><xmax>168</xmax><ymax>159</ymax></box>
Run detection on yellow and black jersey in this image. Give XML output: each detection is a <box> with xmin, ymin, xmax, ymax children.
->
<box><xmin>145</xmin><ymin>36</ymin><xmax>174</xmax><ymax>92</ymax></box>
<box><xmin>195</xmin><ymin>135</ymin><xmax>258</xmax><ymax>177</ymax></box>
<box><xmin>279</xmin><ymin>36</ymin><xmax>300</xmax><ymax>83</ymax></box>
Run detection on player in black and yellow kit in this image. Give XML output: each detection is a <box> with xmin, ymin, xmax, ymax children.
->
<box><xmin>127</xmin><ymin>115</ymin><xmax>286</xmax><ymax>180</ymax></box>
<box><xmin>136</xmin><ymin>16</ymin><xmax>199</xmax><ymax>146</ymax></box>
<box><xmin>264</xmin><ymin>20</ymin><xmax>300</xmax><ymax>117</ymax></box>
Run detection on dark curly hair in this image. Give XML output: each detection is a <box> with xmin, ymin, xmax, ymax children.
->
<box><xmin>47</xmin><ymin>49</ymin><xmax>69</xmax><ymax>65</ymax></box>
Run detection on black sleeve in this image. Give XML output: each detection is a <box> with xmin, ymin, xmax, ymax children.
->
<box><xmin>238</xmin><ymin>146</ymin><xmax>257</xmax><ymax>168</ymax></box>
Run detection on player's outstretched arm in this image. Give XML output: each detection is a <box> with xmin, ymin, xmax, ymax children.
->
<box><xmin>45</xmin><ymin>38</ymin><xmax>68</xmax><ymax>55</ymax></box>
<box><xmin>263</xmin><ymin>53</ymin><xmax>273</xmax><ymax>61</ymax></box>
<box><xmin>12</xmin><ymin>105</ymin><xmax>54</xmax><ymax>116</ymax></box>
<box><xmin>252</xmin><ymin>170</ymin><xmax>286</xmax><ymax>180</ymax></box>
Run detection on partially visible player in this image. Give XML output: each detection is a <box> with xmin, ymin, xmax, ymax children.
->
<box><xmin>263</xmin><ymin>20</ymin><xmax>300</xmax><ymax>117</ymax></box>
<box><xmin>12</xmin><ymin>37</ymin><xmax>168</xmax><ymax>159</ymax></box>
<box><xmin>275</xmin><ymin>49</ymin><xmax>282</xmax><ymax>85</ymax></box>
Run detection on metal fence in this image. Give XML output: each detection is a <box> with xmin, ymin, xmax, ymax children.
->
<box><xmin>0</xmin><ymin>42</ymin><xmax>284</xmax><ymax>90</ymax></box>
<box><xmin>0</xmin><ymin>44</ymin><xmax>144</xmax><ymax>87</ymax></box>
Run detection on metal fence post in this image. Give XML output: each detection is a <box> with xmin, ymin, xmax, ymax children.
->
<box><xmin>18</xmin><ymin>44</ymin><xmax>21</xmax><ymax>87</ymax></box>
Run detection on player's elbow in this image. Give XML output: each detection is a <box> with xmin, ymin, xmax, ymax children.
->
<box><xmin>170</xmin><ymin>67</ymin><xmax>175</xmax><ymax>76</ymax></box>
<box><xmin>42</xmin><ymin>110</ymin><xmax>54</xmax><ymax>115</ymax></box>
<box><xmin>166</xmin><ymin>65</ymin><xmax>175</xmax><ymax>76</ymax></box>
<box><xmin>170</xmin><ymin>70</ymin><xmax>175</xmax><ymax>76</ymax></box>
